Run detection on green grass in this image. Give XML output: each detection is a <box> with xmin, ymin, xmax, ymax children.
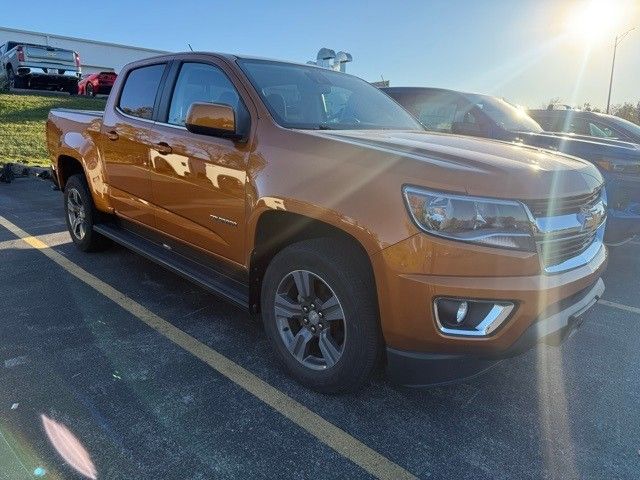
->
<box><xmin>0</xmin><ymin>92</ymin><xmax>106</xmax><ymax>167</ymax></box>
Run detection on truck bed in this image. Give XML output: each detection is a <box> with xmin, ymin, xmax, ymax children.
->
<box><xmin>47</xmin><ymin>108</ymin><xmax>104</xmax><ymax>139</ymax></box>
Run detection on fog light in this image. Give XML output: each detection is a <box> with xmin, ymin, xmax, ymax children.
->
<box><xmin>455</xmin><ymin>301</ymin><xmax>468</xmax><ymax>324</ymax></box>
<box><xmin>434</xmin><ymin>298</ymin><xmax>515</xmax><ymax>337</ymax></box>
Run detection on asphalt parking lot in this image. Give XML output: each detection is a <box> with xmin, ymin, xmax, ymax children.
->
<box><xmin>1</xmin><ymin>177</ymin><xmax>639</xmax><ymax>480</ymax></box>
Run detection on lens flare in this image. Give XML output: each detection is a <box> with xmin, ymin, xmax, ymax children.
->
<box><xmin>565</xmin><ymin>0</ymin><xmax>625</xmax><ymax>43</ymax></box>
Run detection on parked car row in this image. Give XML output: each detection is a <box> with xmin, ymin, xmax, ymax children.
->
<box><xmin>46</xmin><ymin>52</ymin><xmax>620</xmax><ymax>392</ymax></box>
<box><xmin>0</xmin><ymin>40</ymin><xmax>116</xmax><ymax>95</ymax></box>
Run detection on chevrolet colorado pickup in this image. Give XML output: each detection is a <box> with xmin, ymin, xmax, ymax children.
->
<box><xmin>47</xmin><ymin>53</ymin><xmax>607</xmax><ymax>392</ymax></box>
<box><xmin>384</xmin><ymin>87</ymin><xmax>640</xmax><ymax>245</ymax></box>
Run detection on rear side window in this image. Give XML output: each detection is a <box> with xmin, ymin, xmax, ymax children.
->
<box><xmin>119</xmin><ymin>64</ymin><xmax>166</xmax><ymax>120</ymax></box>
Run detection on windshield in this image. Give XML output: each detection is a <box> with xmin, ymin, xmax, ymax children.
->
<box><xmin>238</xmin><ymin>59</ymin><xmax>422</xmax><ymax>130</ymax></box>
<box><xmin>466</xmin><ymin>94</ymin><xmax>543</xmax><ymax>133</ymax></box>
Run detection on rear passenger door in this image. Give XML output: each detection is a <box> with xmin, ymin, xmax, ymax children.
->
<box><xmin>101</xmin><ymin>62</ymin><xmax>168</xmax><ymax>227</ymax></box>
<box><xmin>148</xmin><ymin>58</ymin><xmax>253</xmax><ymax>265</ymax></box>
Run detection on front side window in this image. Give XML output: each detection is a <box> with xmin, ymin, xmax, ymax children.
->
<box><xmin>168</xmin><ymin>62</ymin><xmax>241</xmax><ymax>126</ymax></box>
<box><xmin>118</xmin><ymin>64</ymin><xmax>166</xmax><ymax>120</ymax></box>
<box><xmin>239</xmin><ymin>59</ymin><xmax>421</xmax><ymax>130</ymax></box>
<box><xmin>415</xmin><ymin>94</ymin><xmax>460</xmax><ymax>132</ymax></box>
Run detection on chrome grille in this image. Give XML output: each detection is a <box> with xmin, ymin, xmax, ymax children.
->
<box><xmin>524</xmin><ymin>189</ymin><xmax>606</xmax><ymax>272</ymax></box>
<box><xmin>537</xmin><ymin>229</ymin><xmax>598</xmax><ymax>267</ymax></box>
<box><xmin>525</xmin><ymin>187</ymin><xmax>602</xmax><ymax>217</ymax></box>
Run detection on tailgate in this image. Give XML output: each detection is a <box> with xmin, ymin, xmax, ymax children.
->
<box><xmin>25</xmin><ymin>46</ymin><xmax>76</xmax><ymax>66</ymax></box>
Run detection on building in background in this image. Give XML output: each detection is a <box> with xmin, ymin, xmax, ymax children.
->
<box><xmin>0</xmin><ymin>26</ymin><xmax>169</xmax><ymax>74</ymax></box>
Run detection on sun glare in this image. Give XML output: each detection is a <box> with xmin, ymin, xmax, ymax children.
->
<box><xmin>565</xmin><ymin>0</ymin><xmax>625</xmax><ymax>42</ymax></box>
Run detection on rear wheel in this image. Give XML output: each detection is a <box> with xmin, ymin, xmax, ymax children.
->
<box><xmin>64</xmin><ymin>174</ymin><xmax>111</xmax><ymax>252</ymax></box>
<box><xmin>261</xmin><ymin>238</ymin><xmax>381</xmax><ymax>393</ymax></box>
<box><xmin>5</xmin><ymin>66</ymin><xmax>16</xmax><ymax>91</ymax></box>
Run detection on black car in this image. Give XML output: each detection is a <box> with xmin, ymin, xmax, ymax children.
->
<box><xmin>383</xmin><ymin>87</ymin><xmax>640</xmax><ymax>245</ymax></box>
<box><xmin>529</xmin><ymin>107</ymin><xmax>640</xmax><ymax>145</ymax></box>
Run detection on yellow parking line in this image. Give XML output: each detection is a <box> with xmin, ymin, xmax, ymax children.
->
<box><xmin>598</xmin><ymin>299</ymin><xmax>640</xmax><ymax>315</ymax></box>
<box><xmin>0</xmin><ymin>215</ymin><xmax>415</xmax><ymax>480</ymax></box>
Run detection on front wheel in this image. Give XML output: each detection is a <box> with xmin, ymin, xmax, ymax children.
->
<box><xmin>261</xmin><ymin>238</ymin><xmax>381</xmax><ymax>393</ymax></box>
<box><xmin>86</xmin><ymin>83</ymin><xmax>94</xmax><ymax>97</ymax></box>
<box><xmin>63</xmin><ymin>174</ymin><xmax>111</xmax><ymax>252</ymax></box>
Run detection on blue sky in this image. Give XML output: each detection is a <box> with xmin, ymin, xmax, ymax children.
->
<box><xmin>3</xmin><ymin>0</ymin><xmax>639</xmax><ymax>108</ymax></box>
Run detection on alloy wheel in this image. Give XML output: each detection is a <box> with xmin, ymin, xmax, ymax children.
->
<box><xmin>67</xmin><ymin>188</ymin><xmax>87</xmax><ymax>240</ymax></box>
<box><xmin>274</xmin><ymin>269</ymin><xmax>346</xmax><ymax>370</ymax></box>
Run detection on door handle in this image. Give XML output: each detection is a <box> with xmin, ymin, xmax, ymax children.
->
<box><xmin>156</xmin><ymin>142</ymin><xmax>173</xmax><ymax>155</ymax></box>
<box><xmin>106</xmin><ymin>130</ymin><xmax>119</xmax><ymax>141</ymax></box>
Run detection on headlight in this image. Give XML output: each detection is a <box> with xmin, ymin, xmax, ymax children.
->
<box><xmin>403</xmin><ymin>186</ymin><xmax>535</xmax><ymax>251</ymax></box>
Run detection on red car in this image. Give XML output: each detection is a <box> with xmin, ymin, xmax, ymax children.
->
<box><xmin>77</xmin><ymin>71</ymin><xmax>117</xmax><ymax>96</ymax></box>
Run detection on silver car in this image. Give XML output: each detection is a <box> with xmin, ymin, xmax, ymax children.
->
<box><xmin>0</xmin><ymin>41</ymin><xmax>81</xmax><ymax>94</ymax></box>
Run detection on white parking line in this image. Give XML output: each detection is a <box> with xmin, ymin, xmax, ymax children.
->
<box><xmin>598</xmin><ymin>299</ymin><xmax>640</xmax><ymax>315</ymax></box>
<box><xmin>0</xmin><ymin>215</ymin><xmax>416</xmax><ymax>480</ymax></box>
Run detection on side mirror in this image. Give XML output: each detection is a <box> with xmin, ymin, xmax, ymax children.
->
<box><xmin>185</xmin><ymin>102</ymin><xmax>243</xmax><ymax>141</ymax></box>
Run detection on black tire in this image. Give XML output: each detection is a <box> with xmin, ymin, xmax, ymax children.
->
<box><xmin>86</xmin><ymin>83</ymin><xmax>95</xmax><ymax>97</ymax></box>
<box><xmin>5</xmin><ymin>66</ymin><xmax>15</xmax><ymax>91</ymax></box>
<box><xmin>261</xmin><ymin>238</ymin><xmax>381</xmax><ymax>393</ymax></box>
<box><xmin>63</xmin><ymin>174</ymin><xmax>111</xmax><ymax>252</ymax></box>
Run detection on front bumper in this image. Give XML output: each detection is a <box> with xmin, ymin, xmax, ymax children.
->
<box><xmin>371</xmin><ymin>232</ymin><xmax>607</xmax><ymax>386</ymax></box>
<box><xmin>385</xmin><ymin>279</ymin><xmax>604</xmax><ymax>386</ymax></box>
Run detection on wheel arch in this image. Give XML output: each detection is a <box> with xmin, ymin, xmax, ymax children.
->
<box><xmin>57</xmin><ymin>154</ymin><xmax>85</xmax><ymax>189</ymax></box>
<box><xmin>248</xmin><ymin>207</ymin><xmax>379</xmax><ymax>315</ymax></box>
<box><xmin>55</xmin><ymin>151</ymin><xmax>113</xmax><ymax>213</ymax></box>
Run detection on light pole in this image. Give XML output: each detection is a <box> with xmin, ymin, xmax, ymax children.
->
<box><xmin>606</xmin><ymin>26</ymin><xmax>637</xmax><ymax>114</ymax></box>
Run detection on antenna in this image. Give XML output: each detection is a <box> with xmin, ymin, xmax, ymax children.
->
<box><xmin>188</xmin><ymin>43</ymin><xmax>194</xmax><ymax>52</ymax></box>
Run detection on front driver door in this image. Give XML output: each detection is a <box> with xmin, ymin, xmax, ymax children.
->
<box><xmin>149</xmin><ymin>60</ymin><xmax>252</xmax><ymax>265</ymax></box>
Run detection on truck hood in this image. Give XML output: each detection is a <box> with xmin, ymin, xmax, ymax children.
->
<box><xmin>302</xmin><ymin>129</ymin><xmax>603</xmax><ymax>199</ymax></box>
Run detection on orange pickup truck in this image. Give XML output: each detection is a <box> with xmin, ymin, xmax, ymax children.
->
<box><xmin>47</xmin><ymin>52</ymin><xmax>607</xmax><ymax>392</ymax></box>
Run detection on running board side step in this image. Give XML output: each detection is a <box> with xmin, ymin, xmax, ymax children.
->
<box><xmin>93</xmin><ymin>223</ymin><xmax>250</xmax><ymax>310</ymax></box>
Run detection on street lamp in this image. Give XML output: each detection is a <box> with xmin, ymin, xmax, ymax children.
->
<box><xmin>606</xmin><ymin>26</ymin><xmax>637</xmax><ymax>113</ymax></box>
